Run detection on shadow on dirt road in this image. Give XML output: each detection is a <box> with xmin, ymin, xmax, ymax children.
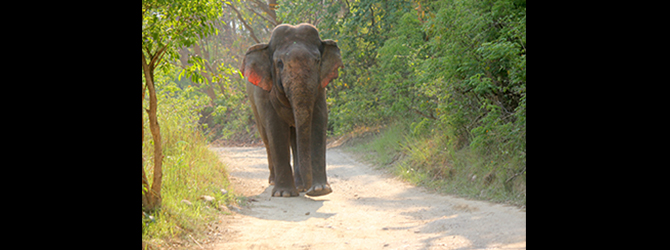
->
<box><xmin>210</xmin><ymin>146</ymin><xmax>525</xmax><ymax>250</ymax></box>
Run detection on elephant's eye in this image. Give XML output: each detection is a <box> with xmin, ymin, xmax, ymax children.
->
<box><xmin>277</xmin><ymin>59</ymin><xmax>284</xmax><ymax>70</ymax></box>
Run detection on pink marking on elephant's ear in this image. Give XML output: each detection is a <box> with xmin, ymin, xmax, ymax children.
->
<box><xmin>242</xmin><ymin>43</ymin><xmax>272</xmax><ymax>92</ymax></box>
<box><xmin>321</xmin><ymin>65</ymin><xmax>342</xmax><ymax>88</ymax></box>
<box><xmin>245</xmin><ymin>67</ymin><xmax>271</xmax><ymax>92</ymax></box>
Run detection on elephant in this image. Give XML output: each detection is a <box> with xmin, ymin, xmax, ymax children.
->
<box><xmin>241</xmin><ymin>23</ymin><xmax>343</xmax><ymax>197</ymax></box>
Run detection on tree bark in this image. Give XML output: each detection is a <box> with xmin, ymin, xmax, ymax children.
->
<box><xmin>260</xmin><ymin>0</ymin><xmax>278</xmax><ymax>25</ymax></box>
<box><xmin>142</xmin><ymin>72</ymin><xmax>148</xmax><ymax>208</ymax></box>
<box><xmin>142</xmin><ymin>52</ymin><xmax>164</xmax><ymax>211</ymax></box>
<box><xmin>246</xmin><ymin>0</ymin><xmax>280</xmax><ymax>26</ymax></box>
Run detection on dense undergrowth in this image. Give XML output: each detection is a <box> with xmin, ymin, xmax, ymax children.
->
<box><xmin>344</xmin><ymin>120</ymin><xmax>525</xmax><ymax>207</ymax></box>
<box><xmin>313</xmin><ymin>0</ymin><xmax>526</xmax><ymax>206</ymax></box>
<box><xmin>142</xmin><ymin>77</ymin><xmax>237</xmax><ymax>249</ymax></box>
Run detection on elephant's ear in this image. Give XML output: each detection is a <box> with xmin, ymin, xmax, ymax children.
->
<box><xmin>241</xmin><ymin>43</ymin><xmax>272</xmax><ymax>92</ymax></box>
<box><xmin>320</xmin><ymin>40</ymin><xmax>344</xmax><ymax>88</ymax></box>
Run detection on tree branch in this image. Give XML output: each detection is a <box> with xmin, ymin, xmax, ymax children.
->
<box><xmin>226</xmin><ymin>2</ymin><xmax>261</xmax><ymax>43</ymax></box>
<box><xmin>245</xmin><ymin>5</ymin><xmax>276</xmax><ymax>26</ymax></box>
<box><xmin>145</xmin><ymin>15</ymin><xmax>194</xmax><ymax>71</ymax></box>
<box><xmin>252</xmin><ymin>0</ymin><xmax>278</xmax><ymax>24</ymax></box>
<box><xmin>342</xmin><ymin>0</ymin><xmax>351</xmax><ymax>19</ymax></box>
<box><xmin>505</xmin><ymin>166</ymin><xmax>526</xmax><ymax>184</ymax></box>
<box><xmin>410</xmin><ymin>108</ymin><xmax>437</xmax><ymax>120</ymax></box>
<box><xmin>150</xmin><ymin>46</ymin><xmax>168</xmax><ymax>71</ymax></box>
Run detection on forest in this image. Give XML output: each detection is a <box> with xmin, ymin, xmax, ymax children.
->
<box><xmin>142</xmin><ymin>0</ymin><xmax>525</xmax><ymax>247</ymax></box>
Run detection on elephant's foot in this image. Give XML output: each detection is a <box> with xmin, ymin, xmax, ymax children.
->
<box><xmin>268</xmin><ymin>167</ymin><xmax>275</xmax><ymax>185</ymax></box>
<box><xmin>269</xmin><ymin>171</ymin><xmax>276</xmax><ymax>185</ymax></box>
<box><xmin>305</xmin><ymin>183</ymin><xmax>332</xmax><ymax>197</ymax></box>
<box><xmin>296</xmin><ymin>184</ymin><xmax>307</xmax><ymax>192</ymax></box>
<box><xmin>295</xmin><ymin>178</ymin><xmax>307</xmax><ymax>192</ymax></box>
<box><xmin>271</xmin><ymin>186</ymin><xmax>299</xmax><ymax>197</ymax></box>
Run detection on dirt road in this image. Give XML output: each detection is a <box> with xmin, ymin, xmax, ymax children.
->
<box><xmin>209</xmin><ymin>146</ymin><xmax>525</xmax><ymax>250</ymax></box>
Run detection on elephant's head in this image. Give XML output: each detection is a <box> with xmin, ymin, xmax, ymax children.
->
<box><xmin>242</xmin><ymin>24</ymin><xmax>342</xmax><ymax>103</ymax></box>
<box><xmin>241</xmin><ymin>23</ymin><xmax>343</xmax><ymax>192</ymax></box>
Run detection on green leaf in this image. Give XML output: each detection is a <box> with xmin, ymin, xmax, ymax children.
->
<box><xmin>178</xmin><ymin>69</ymin><xmax>186</xmax><ymax>81</ymax></box>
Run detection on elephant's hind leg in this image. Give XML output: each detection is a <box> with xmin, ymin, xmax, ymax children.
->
<box><xmin>256</xmin><ymin>117</ymin><xmax>275</xmax><ymax>185</ymax></box>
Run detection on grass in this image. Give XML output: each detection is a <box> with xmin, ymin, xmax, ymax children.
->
<box><xmin>142</xmin><ymin>90</ymin><xmax>237</xmax><ymax>249</ymax></box>
<box><xmin>343</xmin><ymin>121</ymin><xmax>526</xmax><ymax>208</ymax></box>
<box><xmin>346</xmin><ymin>124</ymin><xmax>405</xmax><ymax>166</ymax></box>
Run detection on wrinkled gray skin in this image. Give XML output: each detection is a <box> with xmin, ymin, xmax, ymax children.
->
<box><xmin>241</xmin><ymin>23</ymin><xmax>343</xmax><ymax>197</ymax></box>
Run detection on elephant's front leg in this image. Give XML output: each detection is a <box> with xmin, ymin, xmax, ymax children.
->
<box><xmin>266</xmin><ymin>120</ymin><xmax>299</xmax><ymax>197</ymax></box>
<box><xmin>306</xmin><ymin>91</ymin><xmax>332</xmax><ymax>196</ymax></box>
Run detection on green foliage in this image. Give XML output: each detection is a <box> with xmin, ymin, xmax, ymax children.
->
<box><xmin>324</xmin><ymin>0</ymin><xmax>416</xmax><ymax>134</ymax></box>
<box><xmin>161</xmin><ymin>0</ymin><xmax>282</xmax><ymax>144</ymax></box>
<box><xmin>142</xmin><ymin>0</ymin><xmax>222</xmax><ymax>67</ymax></box>
<box><xmin>350</xmin><ymin>124</ymin><xmax>407</xmax><ymax>166</ymax></box>
<box><xmin>142</xmin><ymin>72</ymin><xmax>236</xmax><ymax>248</ymax></box>
<box><xmin>142</xmin><ymin>0</ymin><xmax>235</xmax><ymax>240</ymax></box>
<box><xmin>312</xmin><ymin>0</ymin><xmax>525</xmax><ymax>204</ymax></box>
<box><xmin>348</xmin><ymin>121</ymin><xmax>525</xmax><ymax>206</ymax></box>
<box><xmin>209</xmin><ymin>81</ymin><xmax>256</xmax><ymax>142</ymax></box>
<box><xmin>251</xmin><ymin>2</ymin><xmax>526</xmax><ymax>195</ymax></box>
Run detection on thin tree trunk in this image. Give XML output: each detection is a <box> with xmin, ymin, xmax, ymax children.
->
<box><xmin>142</xmin><ymin>76</ymin><xmax>149</xmax><ymax>207</ymax></box>
<box><xmin>142</xmin><ymin>53</ymin><xmax>164</xmax><ymax>211</ymax></box>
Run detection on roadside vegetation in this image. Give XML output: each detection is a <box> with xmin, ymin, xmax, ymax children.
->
<box><xmin>142</xmin><ymin>0</ymin><xmax>236</xmax><ymax>248</ymax></box>
<box><xmin>343</xmin><ymin>121</ymin><xmax>525</xmax><ymax>207</ymax></box>
<box><xmin>142</xmin><ymin>73</ymin><xmax>238</xmax><ymax>249</ymax></box>
<box><xmin>299</xmin><ymin>0</ymin><xmax>525</xmax><ymax>207</ymax></box>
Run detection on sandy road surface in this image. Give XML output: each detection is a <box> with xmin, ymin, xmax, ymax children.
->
<box><xmin>209</xmin><ymin>147</ymin><xmax>525</xmax><ymax>250</ymax></box>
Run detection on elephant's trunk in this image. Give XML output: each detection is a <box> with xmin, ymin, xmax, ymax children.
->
<box><xmin>284</xmin><ymin>45</ymin><xmax>321</xmax><ymax>190</ymax></box>
<box><xmin>291</xmin><ymin>77</ymin><xmax>317</xmax><ymax>190</ymax></box>
<box><xmin>295</xmin><ymin>105</ymin><xmax>314</xmax><ymax>189</ymax></box>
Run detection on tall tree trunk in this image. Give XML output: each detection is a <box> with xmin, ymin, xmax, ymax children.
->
<box><xmin>142</xmin><ymin>75</ymin><xmax>148</xmax><ymax>207</ymax></box>
<box><xmin>142</xmin><ymin>53</ymin><xmax>164</xmax><ymax>211</ymax></box>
